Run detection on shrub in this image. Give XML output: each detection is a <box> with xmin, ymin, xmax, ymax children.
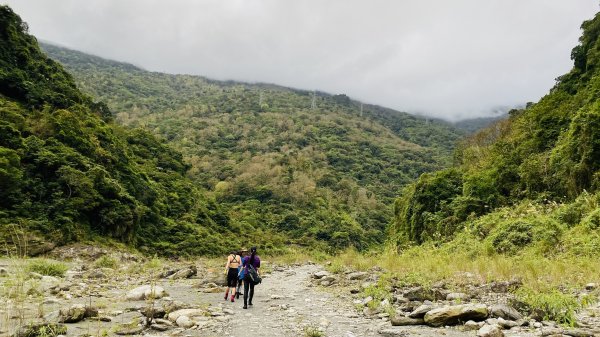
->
<box><xmin>515</xmin><ymin>287</ymin><xmax>581</xmax><ymax>326</ymax></box>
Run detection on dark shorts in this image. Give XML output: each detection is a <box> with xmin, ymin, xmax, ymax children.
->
<box><xmin>227</xmin><ymin>267</ymin><xmax>238</xmax><ymax>287</ymax></box>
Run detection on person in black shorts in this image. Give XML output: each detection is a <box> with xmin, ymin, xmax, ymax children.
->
<box><xmin>224</xmin><ymin>250</ymin><xmax>241</xmax><ymax>302</ymax></box>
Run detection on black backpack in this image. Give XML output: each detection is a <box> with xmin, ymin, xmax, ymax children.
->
<box><xmin>246</xmin><ymin>264</ymin><xmax>262</xmax><ymax>285</ymax></box>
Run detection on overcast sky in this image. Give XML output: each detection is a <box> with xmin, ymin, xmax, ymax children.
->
<box><xmin>4</xmin><ymin>0</ymin><xmax>598</xmax><ymax>121</ymax></box>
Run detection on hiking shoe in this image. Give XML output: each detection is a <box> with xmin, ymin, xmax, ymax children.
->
<box><xmin>230</xmin><ymin>295</ymin><xmax>235</xmax><ymax>302</ymax></box>
<box><xmin>243</xmin><ymin>305</ymin><xmax>248</xmax><ymax>309</ymax></box>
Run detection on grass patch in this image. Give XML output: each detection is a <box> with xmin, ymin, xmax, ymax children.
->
<box><xmin>514</xmin><ymin>287</ymin><xmax>584</xmax><ymax>326</ymax></box>
<box><xmin>303</xmin><ymin>325</ymin><xmax>325</xmax><ymax>337</ymax></box>
<box><xmin>27</xmin><ymin>259</ymin><xmax>68</xmax><ymax>277</ymax></box>
<box><xmin>93</xmin><ymin>255</ymin><xmax>119</xmax><ymax>269</ymax></box>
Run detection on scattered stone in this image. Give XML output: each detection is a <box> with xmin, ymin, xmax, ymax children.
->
<box><xmin>363</xmin><ymin>296</ymin><xmax>374</xmax><ymax>306</ymax></box>
<box><xmin>0</xmin><ymin>267</ymin><xmax>7</xmax><ymax>276</ymax></box>
<box><xmin>477</xmin><ymin>324</ymin><xmax>504</xmax><ymax>337</ymax></box>
<box><xmin>115</xmin><ymin>326</ymin><xmax>144</xmax><ymax>335</ymax></box>
<box><xmin>490</xmin><ymin>281</ymin><xmax>511</xmax><ymax>293</ymax></box>
<box><xmin>378</xmin><ymin>328</ymin><xmax>410</xmax><ymax>336</ymax></box>
<box><xmin>446</xmin><ymin>292</ymin><xmax>468</xmax><ymax>301</ymax></box>
<box><xmin>14</xmin><ymin>323</ymin><xmax>67</xmax><ymax>337</ymax></box>
<box><xmin>408</xmin><ymin>304</ymin><xmax>434</xmax><ymax>318</ymax></box>
<box><xmin>424</xmin><ymin>304</ymin><xmax>488</xmax><ymax>327</ymax></box>
<box><xmin>347</xmin><ymin>272</ymin><xmax>368</xmax><ymax>280</ymax></box>
<box><xmin>141</xmin><ymin>306</ymin><xmax>166</xmax><ymax>319</ymax></box>
<box><xmin>563</xmin><ymin>328</ymin><xmax>595</xmax><ymax>337</ymax></box>
<box><xmin>390</xmin><ymin>315</ymin><xmax>424</xmax><ymax>326</ymax></box>
<box><xmin>496</xmin><ymin>317</ymin><xmax>518</xmax><ymax>329</ymax></box>
<box><xmin>540</xmin><ymin>327</ymin><xmax>563</xmax><ymax>336</ymax></box>
<box><xmin>403</xmin><ymin>287</ymin><xmax>434</xmax><ymax>301</ymax></box>
<box><xmin>432</xmin><ymin>288</ymin><xmax>450</xmax><ymax>300</ymax></box>
<box><xmin>490</xmin><ymin>304</ymin><xmax>522</xmax><ymax>321</ymax></box>
<box><xmin>167</xmin><ymin>309</ymin><xmax>205</xmax><ymax>322</ymax></box>
<box><xmin>320</xmin><ymin>280</ymin><xmax>332</xmax><ymax>286</ymax></box>
<box><xmin>585</xmin><ymin>283</ymin><xmax>597</xmax><ymax>291</ymax></box>
<box><xmin>313</xmin><ymin>271</ymin><xmax>330</xmax><ymax>279</ymax></box>
<box><xmin>125</xmin><ymin>285</ymin><xmax>167</xmax><ymax>301</ymax></box>
<box><xmin>176</xmin><ymin>315</ymin><xmax>195</xmax><ymax>328</ymax></box>
<box><xmin>86</xmin><ymin>270</ymin><xmax>106</xmax><ymax>279</ymax></box>
<box><xmin>58</xmin><ymin>304</ymin><xmax>87</xmax><ymax>323</ymax></box>
<box><xmin>363</xmin><ymin>307</ymin><xmax>381</xmax><ymax>317</ymax></box>
<box><xmin>162</xmin><ymin>300</ymin><xmax>190</xmax><ymax>313</ymax></box>
<box><xmin>168</xmin><ymin>265</ymin><xmax>197</xmax><ymax>279</ymax></box>
<box><xmin>464</xmin><ymin>320</ymin><xmax>483</xmax><ymax>331</ymax></box>
<box><xmin>154</xmin><ymin>318</ymin><xmax>173</xmax><ymax>326</ymax></box>
<box><xmin>151</xmin><ymin>323</ymin><xmax>170</xmax><ymax>331</ymax></box>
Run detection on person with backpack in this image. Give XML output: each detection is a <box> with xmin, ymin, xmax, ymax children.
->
<box><xmin>236</xmin><ymin>248</ymin><xmax>248</xmax><ymax>299</ymax></box>
<box><xmin>241</xmin><ymin>246</ymin><xmax>261</xmax><ymax>309</ymax></box>
<box><xmin>224</xmin><ymin>250</ymin><xmax>241</xmax><ymax>302</ymax></box>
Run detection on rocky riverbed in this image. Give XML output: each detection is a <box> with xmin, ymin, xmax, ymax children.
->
<box><xmin>0</xmin><ymin>245</ymin><xmax>599</xmax><ymax>337</ymax></box>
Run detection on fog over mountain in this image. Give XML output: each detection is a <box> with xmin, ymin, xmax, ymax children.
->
<box><xmin>4</xmin><ymin>0</ymin><xmax>597</xmax><ymax>120</ymax></box>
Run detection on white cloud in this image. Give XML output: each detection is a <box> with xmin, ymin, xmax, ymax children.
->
<box><xmin>4</xmin><ymin>0</ymin><xmax>598</xmax><ymax>120</ymax></box>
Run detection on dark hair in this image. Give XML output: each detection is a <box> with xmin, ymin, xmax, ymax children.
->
<box><xmin>249</xmin><ymin>247</ymin><xmax>257</xmax><ymax>264</ymax></box>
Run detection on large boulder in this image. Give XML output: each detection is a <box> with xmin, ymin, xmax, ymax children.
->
<box><xmin>202</xmin><ymin>272</ymin><xmax>228</xmax><ymax>286</ymax></box>
<box><xmin>424</xmin><ymin>304</ymin><xmax>488</xmax><ymax>327</ymax></box>
<box><xmin>408</xmin><ymin>304</ymin><xmax>434</xmax><ymax>318</ymax></box>
<box><xmin>125</xmin><ymin>285</ymin><xmax>167</xmax><ymax>301</ymax></box>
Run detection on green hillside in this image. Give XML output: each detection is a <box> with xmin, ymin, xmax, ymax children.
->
<box><xmin>0</xmin><ymin>6</ymin><xmax>240</xmax><ymax>256</ymax></box>
<box><xmin>393</xmin><ymin>11</ymin><xmax>600</xmax><ymax>256</ymax></box>
<box><xmin>41</xmin><ymin>43</ymin><xmax>465</xmax><ymax>250</ymax></box>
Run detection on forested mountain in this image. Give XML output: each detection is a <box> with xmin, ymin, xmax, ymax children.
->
<box><xmin>0</xmin><ymin>6</ymin><xmax>240</xmax><ymax>256</ymax></box>
<box><xmin>41</xmin><ymin>43</ymin><xmax>465</xmax><ymax>250</ymax></box>
<box><xmin>393</xmin><ymin>12</ymin><xmax>600</xmax><ymax>256</ymax></box>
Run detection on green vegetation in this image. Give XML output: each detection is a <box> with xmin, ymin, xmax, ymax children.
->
<box><xmin>0</xmin><ymin>5</ymin><xmax>238</xmax><ymax>256</ymax></box>
<box><xmin>26</xmin><ymin>259</ymin><xmax>68</xmax><ymax>277</ymax></box>
<box><xmin>392</xmin><ymin>11</ymin><xmax>600</xmax><ymax>249</ymax></box>
<box><xmin>41</xmin><ymin>42</ymin><xmax>465</xmax><ymax>251</ymax></box>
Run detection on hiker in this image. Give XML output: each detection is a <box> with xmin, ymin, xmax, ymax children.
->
<box><xmin>236</xmin><ymin>248</ymin><xmax>248</xmax><ymax>299</ymax></box>
<box><xmin>242</xmin><ymin>246</ymin><xmax>261</xmax><ymax>309</ymax></box>
<box><xmin>224</xmin><ymin>250</ymin><xmax>241</xmax><ymax>302</ymax></box>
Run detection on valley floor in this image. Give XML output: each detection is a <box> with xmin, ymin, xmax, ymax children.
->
<box><xmin>0</xmin><ymin>248</ymin><xmax>598</xmax><ymax>337</ymax></box>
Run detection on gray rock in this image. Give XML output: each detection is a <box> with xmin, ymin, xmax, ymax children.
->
<box><xmin>86</xmin><ymin>270</ymin><xmax>106</xmax><ymax>279</ymax></box>
<box><xmin>477</xmin><ymin>324</ymin><xmax>504</xmax><ymax>337</ymax></box>
<box><xmin>496</xmin><ymin>317</ymin><xmax>518</xmax><ymax>329</ymax></box>
<box><xmin>313</xmin><ymin>271</ymin><xmax>330</xmax><ymax>279</ymax></box>
<box><xmin>321</xmin><ymin>275</ymin><xmax>337</xmax><ymax>283</ymax></box>
<box><xmin>115</xmin><ymin>326</ymin><xmax>144</xmax><ymax>335</ymax></box>
<box><xmin>408</xmin><ymin>304</ymin><xmax>434</xmax><ymax>318</ymax></box>
<box><xmin>390</xmin><ymin>315</ymin><xmax>424</xmax><ymax>326</ymax></box>
<box><xmin>167</xmin><ymin>309</ymin><xmax>205</xmax><ymax>322</ymax></box>
<box><xmin>140</xmin><ymin>306</ymin><xmax>166</xmax><ymax>318</ymax></box>
<box><xmin>540</xmin><ymin>327</ymin><xmax>563</xmax><ymax>336</ymax></box>
<box><xmin>424</xmin><ymin>304</ymin><xmax>488</xmax><ymax>327</ymax></box>
<box><xmin>378</xmin><ymin>328</ymin><xmax>410</xmax><ymax>336</ymax></box>
<box><xmin>347</xmin><ymin>271</ymin><xmax>369</xmax><ymax>280</ymax></box>
<box><xmin>563</xmin><ymin>328</ymin><xmax>595</xmax><ymax>337</ymax></box>
<box><xmin>59</xmin><ymin>304</ymin><xmax>87</xmax><ymax>323</ymax></box>
<box><xmin>320</xmin><ymin>280</ymin><xmax>332</xmax><ymax>286</ymax></box>
<box><xmin>490</xmin><ymin>304</ymin><xmax>522</xmax><ymax>321</ymax></box>
<box><xmin>464</xmin><ymin>320</ymin><xmax>483</xmax><ymax>331</ymax></box>
<box><xmin>168</xmin><ymin>265</ymin><xmax>197</xmax><ymax>279</ymax></box>
<box><xmin>403</xmin><ymin>286</ymin><xmax>434</xmax><ymax>301</ymax></box>
<box><xmin>584</xmin><ymin>283</ymin><xmax>597</xmax><ymax>291</ymax></box>
<box><xmin>151</xmin><ymin>323</ymin><xmax>170</xmax><ymax>331</ymax></box>
<box><xmin>125</xmin><ymin>285</ymin><xmax>167</xmax><ymax>301</ymax></box>
<box><xmin>446</xmin><ymin>292</ymin><xmax>469</xmax><ymax>301</ymax></box>
<box><xmin>176</xmin><ymin>315</ymin><xmax>195</xmax><ymax>328</ymax></box>
<box><xmin>0</xmin><ymin>267</ymin><xmax>7</xmax><ymax>276</ymax></box>
<box><xmin>363</xmin><ymin>307</ymin><xmax>381</xmax><ymax>317</ymax></box>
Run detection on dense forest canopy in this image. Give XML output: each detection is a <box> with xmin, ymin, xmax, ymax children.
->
<box><xmin>0</xmin><ymin>5</ymin><xmax>242</xmax><ymax>256</ymax></box>
<box><xmin>40</xmin><ymin>42</ymin><xmax>467</xmax><ymax>251</ymax></box>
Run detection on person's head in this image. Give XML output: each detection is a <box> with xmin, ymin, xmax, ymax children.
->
<box><xmin>241</xmin><ymin>248</ymin><xmax>249</xmax><ymax>256</ymax></box>
<box><xmin>249</xmin><ymin>246</ymin><xmax>257</xmax><ymax>262</ymax></box>
<box><xmin>230</xmin><ymin>250</ymin><xmax>237</xmax><ymax>256</ymax></box>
